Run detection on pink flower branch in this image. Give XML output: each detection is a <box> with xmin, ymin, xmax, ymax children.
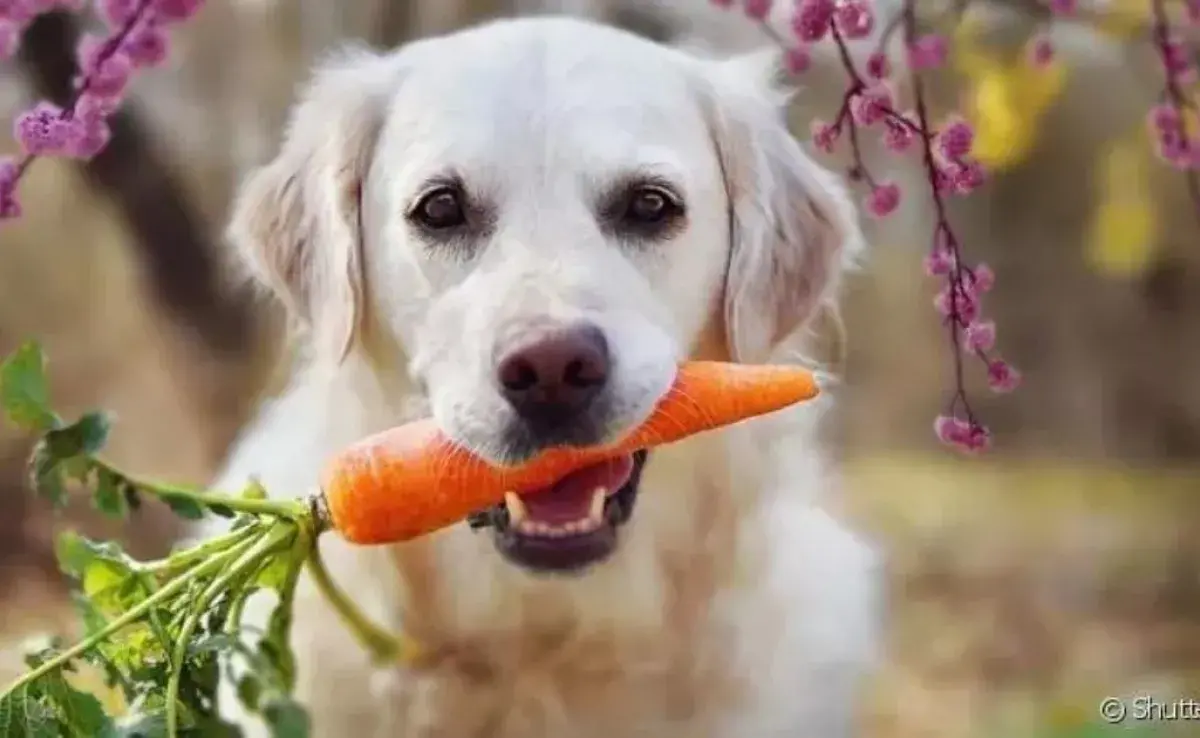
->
<box><xmin>3</xmin><ymin>0</ymin><xmax>1200</xmax><ymax>454</ymax></box>
<box><xmin>0</xmin><ymin>0</ymin><xmax>204</xmax><ymax>217</ymax></box>
<box><xmin>733</xmin><ymin>0</ymin><xmax>1019</xmax><ymax>451</ymax></box>
<box><xmin>1148</xmin><ymin>0</ymin><xmax>1200</xmax><ymax>224</ymax></box>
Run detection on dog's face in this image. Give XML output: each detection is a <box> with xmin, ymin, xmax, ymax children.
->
<box><xmin>229</xmin><ymin>18</ymin><xmax>860</xmax><ymax>576</ymax></box>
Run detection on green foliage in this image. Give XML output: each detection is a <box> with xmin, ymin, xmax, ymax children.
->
<box><xmin>0</xmin><ymin>641</ymin><xmax>116</xmax><ymax>738</ymax></box>
<box><xmin>0</xmin><ymin>341</ymin><xmax>59</xmax><ymax>432</ymax></box>
<box><xmin>0</xmin><ymin>342</ymin><xmax>315</xmax><ymax>738</ymax></box>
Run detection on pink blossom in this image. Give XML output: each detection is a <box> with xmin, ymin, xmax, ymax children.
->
<box><xmin>933</xmin><ymin>414</ymin><xmax>962</xmax><ymax>445</ymax></box>
<box><xmin>741</xmin><ymin>0</ymin><xmax>772</xmax><ymax>20</ymax></box>
<box><xmin>923</xmin><ymin>246</ymin><xmax>956</xmax><ymax>277</ymax></box>
<box><xmin>810</xmin><ymin>118</ymin><xmax>839</xmax><ymax>153</ymax></box>
<box><xmin>834</xmin><ymin>0</ymin><xmax>873</xmax><ymax>41</ymax></box>
<box><xmin>849</xmin><ymin>86</ymin><xmax>892</xmax><ymax>127</ymax></box>
<box><xmin>75</xmin><ymin>92</ymin><xmax>120</xmax><ymax>123</ymax></box>
<box><xmin>1154</xmin><ymin>133</ymin><xmax>1193</xmax><ymax>168</ymax></box>
<box><xmin>968</xmin><ymin>263</ymin><xmax>995</xmax><ymax>294</ymax></box>
<box><xmin>1161</xmin><ymin>38</ymin><xmax>1192</xmax><ymax>75</ymax></box>
<box><xmin>63</xmin><ymin>117</ymin><xmax>110</xmax><ymax>159</ymax></box>
<box><xmin>934</xmin><ymin>284</ymin><xmax>979</xmax><ymax>324</ymax></box>
<box><xmin>1148</xmin><ymin>104</ymin><xmax>1180</xmax><ymax>134</ymax></box>
<box><xmin>153</xmin><ymin>0</ymin><xmax>206</xmax><ymax>23</ymax></box>
<box><xmin>883</xmin><ymin>116</ymin><xmax>916</xmax><ymax>152</ymax></box>
<box><xmin>0</xmin><ymin>0</ymin><xmax>35</xmax><ymax>23</ymax></box>
<box><xmin>934</xmin><ymin>415</ymin><xmax>990</xmax><ymax>452</ymax></box>
<box><xmin>3</xmin><ymin>0</ymin><xmax>203</xmax><ymax>230</ymax></box>
<box><xmin>1047</xmin><ymin>0</ymin><xmax>1077</xmax><ymax>14</ymax></box>
<box><xmin>1027</xmin><ymin>34</ymin><xmax>1054</xmax><ymax>68</ymax></box>
<box><xmin>936</xmin><ymin>118</ymin><xmax>974</xmax><ymax>161</ymax></box>
<box><xmin>784</xmin><ymin>46</ymin><xmax>811</xmax><ymax>74</ymax></box>
<box><xmin>14</xmin><ymin>102</ymin><xmax>72</xmax><ymax>156</ymax></box>
<box><xmin>866</xmin><ymin>51</ymin><xmax>890</xmax><ymax>80</ymax></box>
<box><xmin>792</xmin><ymin>0</ymin><xmax>834</xmax><ymax>43</ymax></box>
<box><xmin>963</xmin><ymin>320</ymin><xmax>996</xmax><ymax>352</ymax></box>
<box><xmin>77</xmin><ymin>33</ymin><xmax>133</xmax><ymax>97</ymax></box>
<box><xmin>8</xmin><ymin>0</ymin><xmax>84</xmax><ymax>19</ymax></box>
<box><xmin>866</xmin><ymin>182</ymin><xmax>901</xmax><ymax>218</ymax></box>
<box><xmin>945</xmin><ymin>159</ymin><xmax>986</xmax><ymax>195</ymax></box>
<box><xmin>907</xmin><ymin>34</ymin><xmax>948</xmax><ymax>71</ymax></box>
<box><xmin>1187</xmin><ymin>0</ymin><xmax>1200</xmax><ymax>25</ymax></box>
<box><xmin>986</xmin><ymin>360</ymin><xmax>1021</xmax><ymax>393</ymax></box>
<box><xmin>0</xmin><ymin>156</ymin><xmax>20</xmax><ymax>219</ymax></box>
<box><xmin>96</xmin><ymin>0</ymin><xmax>139</xmax><ymax>26</ymax></box>
<box><xmin>122</xmin><ymin>19</ymin><xmax>169</xmax><ymax>67</ymax></box>
<box><xmin>0</xmin><ymin>20</ymin><xmax>20</xmax><ymax>59</ymax></box>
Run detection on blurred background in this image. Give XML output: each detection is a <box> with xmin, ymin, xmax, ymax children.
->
<box><xmin>1</xmin><ymin>1</ymin><xmax>1198</xmax><ymax>736</ymax></box>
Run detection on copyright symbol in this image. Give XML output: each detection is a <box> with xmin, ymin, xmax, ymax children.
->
<box><xmin>1099</xmin><ymin>697</ymin><xmax>1127</xmax><ymax>724</ymax></box>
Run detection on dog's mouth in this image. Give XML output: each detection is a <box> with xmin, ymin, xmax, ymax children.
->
<box><xmin>467</xmin><ymin>450</ymin><xmax>649</xmax><ymax>574</ymax></box>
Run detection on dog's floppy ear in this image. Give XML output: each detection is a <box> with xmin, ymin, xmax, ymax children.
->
<box><xmin>227</xmin><ymin>45</ymin><xmax>401</xmax><ymax>362</ymax></box>
<box><xmin>701</xmin><ymin>50</ymin><xmax>864</xmax><ymax>364</ymax></box>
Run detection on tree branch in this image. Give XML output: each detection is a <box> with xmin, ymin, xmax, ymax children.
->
<box><xmin>15</xmin><ymin>11</ymin><xmax>250</xmax><ymax>356</ymax></box>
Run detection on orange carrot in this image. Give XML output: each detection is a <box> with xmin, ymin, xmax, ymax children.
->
<box><xmin>320</xmin><ymin>361</ymin><xmax>818</xmax><ymax>545</ymax></box>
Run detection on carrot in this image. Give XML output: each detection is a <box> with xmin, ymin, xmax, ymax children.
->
<box><xmin>320</xmin><ymin>361</ymin><xmax>818</xmax><ymax>545</ymax></box>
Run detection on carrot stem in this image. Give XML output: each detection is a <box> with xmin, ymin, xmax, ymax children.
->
<box><xmin>165</xmin><ymin>530</ymin><xmax>283</xmax><ymax>737</ymax></box>
<box><xmin>91</xmin><ymin>457</ymin><xmax>308</xmax><ymax>520</ymax></box>
<box><xmin>1</xmin><ymin>541</ymin><xmax>237</xmax><ymax>698</ymax></box>
<box><xmin>303</xmin><ymin>543</ymin><xmax>419</xmax><ymax>665</ymax></box>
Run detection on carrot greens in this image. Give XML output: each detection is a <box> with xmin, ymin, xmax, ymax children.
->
<box><xmin>0</xmin><ymin>342</ymin><xmax>404</xmax><ymax>738</ymax></box>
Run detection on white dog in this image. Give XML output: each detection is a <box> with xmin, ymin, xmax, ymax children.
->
<box><xmin>204</xmin><ymin>16</ymin><xmax>883</xmax><ymax>738</ymax></box>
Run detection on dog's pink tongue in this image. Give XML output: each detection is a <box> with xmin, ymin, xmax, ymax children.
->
<box><xmin>521</xmin><ymin>455</ymin><xmax>634</xmax><ymax>524</ymax></box>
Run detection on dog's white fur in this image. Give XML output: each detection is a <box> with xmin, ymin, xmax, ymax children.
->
<box><xmin>203</xmin><ymin>16</ymin><xmax>883</xmax><ymax>738</ymax></box>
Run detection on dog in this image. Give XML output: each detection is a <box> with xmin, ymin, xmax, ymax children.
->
<box><xmin>204</xmin><ymin>15</ymin><xmax>883</xmax><ymax>738</ymax></box>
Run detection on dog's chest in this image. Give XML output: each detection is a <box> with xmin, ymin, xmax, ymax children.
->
<box><xmin>375</xmin><ymin>628</ymin><xmax>747</xmax><ymax>738</ymax></box>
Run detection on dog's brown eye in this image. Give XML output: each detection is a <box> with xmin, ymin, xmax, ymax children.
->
<box><xmin>624</xmin><ymin>187</ymin><xmax>676</xmax><ymax>225</ymax></box>
<box><xmin>607</xmin><ymin>183</ymin><xmax>685</xmax><ymax>242</ymax></box>
<box><xmin>599</xmin><ymin>178</ymin><xmax>686</xmax><ymax>242</ymax></box>
<box><xmin>411</xmin><ymin>187</ymin><xmax>467</xmax><ymax>231</ymax></box>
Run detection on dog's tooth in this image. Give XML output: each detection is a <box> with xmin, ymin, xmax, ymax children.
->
<box><xmin>589</xmin><ymin>488</ymin><xmax>606</xmax><ymax>522</ymax></box>
<box><xmin>504</xmin><ymin>492</ymin><xmax>527</xmax><ymax>523</ymax></box>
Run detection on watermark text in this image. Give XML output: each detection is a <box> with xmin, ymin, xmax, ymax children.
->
<box><xmin>1098</xmin><ymin>696</ymin><xmax>1200</xmax><ymax>724</ymax></box>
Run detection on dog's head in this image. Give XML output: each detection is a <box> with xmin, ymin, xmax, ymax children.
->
<box><xmin>228</xmin><ymin>18</ymin><xmax>861</xmax><ymax>579</ymax></box>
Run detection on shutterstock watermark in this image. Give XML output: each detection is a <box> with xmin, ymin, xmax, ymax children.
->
<box><xmin>1098</xmin><ymin>695</ymin><xmax>1200</xmax><ymax>725</ymax></box>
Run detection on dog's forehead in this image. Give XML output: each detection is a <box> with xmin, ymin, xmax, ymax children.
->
<box><xmin>383</xmin><ymin>19</ymin><xmax>711</xmax><ymax>161</ymax></box>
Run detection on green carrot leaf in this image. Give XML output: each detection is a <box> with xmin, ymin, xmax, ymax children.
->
<box><xmin>0</xmin><ymin>342</ymin><xmax>58</xmax><ymax>432</ymax></box>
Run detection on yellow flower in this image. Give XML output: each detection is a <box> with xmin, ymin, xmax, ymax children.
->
<box><xmin>1085</xmin><ymin>135</ymin><xmax>1159</xmax><ymax>277</ymax></box>
<box><xmin>953</xmin><ymin>21</ymin><xmax>1067</xmax><ymax>171</ymax></box>
<box><xmin>1093</xmin><ymin>0</ymin><xmax>1153</xmax><ymax>39</ymax></box>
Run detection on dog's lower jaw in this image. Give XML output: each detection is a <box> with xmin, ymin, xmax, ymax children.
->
<box><xmin>472</xmin><ymin>450</ymin><xmax>649</xmax><ymax>575</ymax></box>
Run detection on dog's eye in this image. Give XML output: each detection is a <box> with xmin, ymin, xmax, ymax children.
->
<box><xmin>623</xmin><ymin>186</ymin><xmax>678</xmax><ymax>226</ymax></box>
<box><xmin>605</xmin><ymin>182</ymin><xmax>685</xmax><ymax>241</ymax></box>
<box><xmin>411</xmin><ymin>186</ymin><xmax>467</xmax><ymax>231</ymax></box>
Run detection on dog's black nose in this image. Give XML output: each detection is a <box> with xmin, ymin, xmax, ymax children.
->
<box><xmin>496</xmin><ymin>323</ymin><xmax>610</xmax><ymax>428</ymax></box>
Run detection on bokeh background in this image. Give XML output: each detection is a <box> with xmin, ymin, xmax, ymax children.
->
<box><xmin>2</xmin><ymin>1</ymin><xmax>1198</xmax><ymax>736</ymax></box>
